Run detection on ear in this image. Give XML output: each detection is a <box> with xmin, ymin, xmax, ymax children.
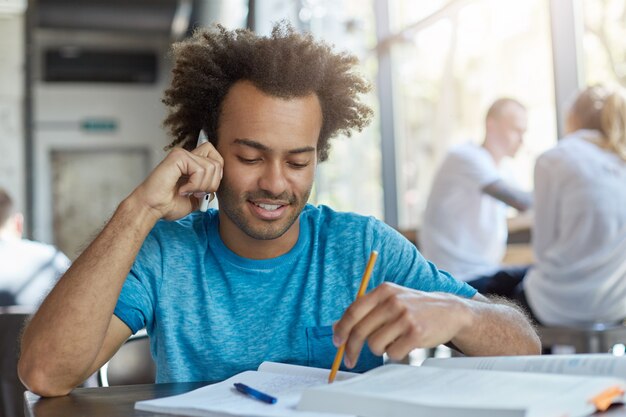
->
<box><xmin>13</xmin><ymin>212</ymin><xmax>24</xmax><ymax>238</ymax></box>
<box><xmin>564</xmin><ymin>111</ymin><xmax>578</xmax><ymax>134</ymax></box>
<box><xmin>485</xmin><ymin>116</ymin><xmax>497</xmax><ymax>131</ymax></box>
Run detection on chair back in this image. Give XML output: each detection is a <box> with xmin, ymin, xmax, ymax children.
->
<box><xmin>0</xmin><ymin>307</ymin><xmax>33</xmax><ymax>417</ymax></box>
<box><xmin>538</xmin><ymin>322</ymin><xmax>626</xmax><ymax>353</ymax></box>
<box><xmin>98</xmin><ymin>329</ymin><xmax>155</xmax><ymax>387</ymax></box>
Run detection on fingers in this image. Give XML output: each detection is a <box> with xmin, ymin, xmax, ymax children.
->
<box><xmin>177</xmin><ymin>145</ymin><xmax>224</xmax><ymax>197</ymax></box>
<box><xmin>346</xmin><ymin>291</ymin><xmax>419</xmax><ymax>367</ymax></box>
<box><xmin>384</xmin><ymin>331</ymin><xmax>422</xmax><ymax>362</ymax></box>
<box><xmin>334</xmin><ymin>283</ymin><xmax>403</xmax><ymax>368</ymax></box>
<box><xmin>132</xmin><ymin>145</ymin><xmax>224</xmax><ymax>221</ymax></box>
<box><xmin>334</xmin><ymin>283</ymin><xmax>460</xmax><ymax>369</ymax></box>
<box><xmin>332</xmin><ymin>287</ymin><xmax>383</xmax><ymax>347</ymax></box>
<box><xmin>363</xmin><ymin>300</ymin><xmax>414</xmax><ymax>356</ymax></box>
<box><xmin>192</xmin><ymin>141</ymin><xmax>224</xmax><ymax>176</ymax></box>
<box><xmin>369</xmin><ymin>311</ymin><xmax>424</xmax><ymax>361</ymax></box>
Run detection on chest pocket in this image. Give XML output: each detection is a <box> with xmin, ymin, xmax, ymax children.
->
<box><xmin>305</xmin><ymin>325</ymin><xmax>383</xmax><ymax>373</ymax></box>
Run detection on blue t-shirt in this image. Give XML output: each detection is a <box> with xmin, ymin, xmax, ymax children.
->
<box><xmin>114</xmin><ymin>204</ymin><xmax>475</xmax><ymax>383</ymax></box>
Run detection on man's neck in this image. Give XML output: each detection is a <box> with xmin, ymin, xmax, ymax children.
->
<box><xmin>0</xmin><ymin>227</ymin><xmax>20</xmax><ymax>241</ymax></box>
<box><xmin>217</xmin><ymin>214</ymin><xmax>301</xmax><ymax>260</ymax></box>
<box><xmin>482</xmin><ymin>139</ymin><xmax>504</xmax><ymax>166</ymax></box>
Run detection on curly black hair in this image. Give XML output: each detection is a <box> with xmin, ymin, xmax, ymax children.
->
<box><xmin>162</xmin><ymin>22</ymin><xmax>373</xmax><ymax>162</ymax></box>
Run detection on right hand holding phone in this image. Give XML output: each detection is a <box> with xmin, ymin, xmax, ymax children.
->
<box><xmin>133</xmin><ymin>141</ymin><xmax>224</xmax><ymax>221</ymax></box>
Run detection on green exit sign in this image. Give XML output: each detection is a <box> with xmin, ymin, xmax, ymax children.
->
<box><xmin>81</xmin><ymin>119</ymin><xmax>117</xmax><ymax>132</ymax></box>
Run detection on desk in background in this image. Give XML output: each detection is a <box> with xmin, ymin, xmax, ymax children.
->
<box><xmin>24</xmin><ymin>382</ymin><xmax>626</xmax><ymax>417</ymax></box>
<box><xmin>397</xmin><ymin>213</ymin><xmax>534</xmax><ymax>266</ymax></box>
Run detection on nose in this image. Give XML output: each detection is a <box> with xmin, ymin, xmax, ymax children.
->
<box><xmin>258</xmin><ymin>161</ymin><xmax>288</xmax><ymax>197</ymax></box>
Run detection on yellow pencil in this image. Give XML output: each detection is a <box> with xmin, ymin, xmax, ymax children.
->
<box><xmin>328</xmin><ymin>250</ymin><xmax>379</xmax><ymax>383</ymax></box>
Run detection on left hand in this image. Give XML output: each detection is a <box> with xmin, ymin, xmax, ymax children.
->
<box><xmin>332</xmin><ymin>282</ymin><xmax>473</xmax><ymax>368</ymax></box>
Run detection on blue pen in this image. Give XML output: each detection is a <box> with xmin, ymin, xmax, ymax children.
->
<box><xmin>233</xmin><ymin>383</ymin><xmax>278</xmax><ymax>404</ymax></box>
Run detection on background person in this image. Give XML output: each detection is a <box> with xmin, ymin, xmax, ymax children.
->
<box><xmin>420</xmin><ymin>98</ymin><xmax>532</xmax><ymax>296</ymax></box>
<box><xmin>517</xmin><ymin>85</ymin><xmax>626</xmax><ymax>326</ymax></box>
<box><xmin>0</xmin><ymin>188</ymin><xmax>70</xmax><ymax>307</ymax></box>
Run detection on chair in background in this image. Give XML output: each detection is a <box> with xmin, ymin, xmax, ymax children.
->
<box><xmin>1</xmin><ymin>307</ymin><xmax>154</xmax><ymax>417</ymax></box>
<box><xmin>0</xmin><ymin>307</ymin><xmax>33</xmax><ymax>417</ymax></box>
<box><xmin>538</xmin><ymin>322</ymin><xmax>626</xmax><ymax>354</ymax></box>
<box><xmin>98</xmin><ymin>329</ymin><xmax>155</xmax><ymax>387</ymax></box>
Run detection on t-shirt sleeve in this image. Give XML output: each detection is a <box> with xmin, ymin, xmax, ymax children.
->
<box><xmin>113</xmin><ymin>230</ymin><xmax>162</xmax><ymax>334</ymax></box>
<box><xmin>370</xmin><ymin>219</ymin><xmax>477</xmax><ymax>298</ymax></box>
<box><xmin>53</xmin><ymin>251</ymin><xmax>71</xmax><ymax>276</ymax></box>
<box><xmin>449</xmin><ymin>146</ymin><xmax>501</xmax><ymax>189</ymax></box>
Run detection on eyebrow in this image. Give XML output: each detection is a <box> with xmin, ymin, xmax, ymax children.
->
<box><xmin>233</xmin><ymin>138</ymin><xmax>316</xmax><ymax>155</ymax></box>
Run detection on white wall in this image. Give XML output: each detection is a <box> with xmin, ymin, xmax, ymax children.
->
<box><xmin>31</xmin><ymin>29</ymin><xmax>172</xmax><ymax>244</ymax></box>
<box><xmin>0</xmin><ymin>13</ymin><xmax>25</xmax><ymax>213</ymax></box>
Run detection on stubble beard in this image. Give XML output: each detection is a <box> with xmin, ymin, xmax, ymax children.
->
<box><xmin>218</xmin><ymin>182</ymin><xmax>312</xmax><ymax>241</ymax></box>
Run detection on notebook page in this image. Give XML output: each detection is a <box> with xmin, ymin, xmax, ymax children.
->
<box><xmin>136</xmin><ymin>369</ymin><xmax>354</xmax><ymax>417</ymax></box>
<box><xmin>423</xmin><ymin>353</ymin><xmax>626</xmax><ymax>379</ymax></box>
<box><xmin>258</xmin><ymin>362</ymin><xmax>356</xmax><ymax>382</ymax></box>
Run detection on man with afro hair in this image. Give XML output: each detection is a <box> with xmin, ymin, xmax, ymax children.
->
<box><xmin>19</xmin><ymin>23</ymin><xmax>539</xmax><ymax>397</ymax></box>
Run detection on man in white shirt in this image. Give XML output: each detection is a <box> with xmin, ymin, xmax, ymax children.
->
<box><xmin>420</xmin><ymin>98</ymin><xmax>532</xmax><ymax>295</ymax></box>
<box><xmin>0</xmin><ymin>188</ymin><xmax>70</xmax><ymax>306</ymax></box>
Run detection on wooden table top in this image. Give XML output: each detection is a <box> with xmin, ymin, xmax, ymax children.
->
<box><xmin>24</xmin><ymin>381</ymin><xmax>210</xmax><ymax>417</ymax></box>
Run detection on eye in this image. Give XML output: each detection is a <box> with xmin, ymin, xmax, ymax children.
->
<box><xmin>288</xmin><ymin>161</ymin><xmax>309</xmax><ymax>169</ymax></box>
<box><xmin>238</xmin><ymin>156</ymin><xmax>261</xmax><ymax>164</ymax></box>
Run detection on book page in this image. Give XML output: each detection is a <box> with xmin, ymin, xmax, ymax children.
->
<box><xmin>298</xmin><ymin>364</ymin><xmax>626</xmax><ymax>417</ymax></box>
<box><xmin>423</xmin><ymin>354</ymin><xmax>626</xmax><ymax>379</ymax></box>
<box><xmin>258</xmin><ymin>362</ymin><xmax>355</xmax><ymax>382</ymax></box>
<box><xmin>136</xmin><ymin>366</ymin><xmax>355</xmax><ymax>417</ymax></box>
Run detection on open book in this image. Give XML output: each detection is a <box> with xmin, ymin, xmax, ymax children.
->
<box><xmin>137</xmin><ymin>355</ymin><xmax>626</xmax><ymax>417</ymax></box>
<box><xmin>298</xmin><ymin>355</ymin><xmax>626</xmax><ymax>417</ymax></box>
<box><xmin>422</xmin><ymin>353</ymin><xmax>626</xmax><ymax>377</ymax></box>
<box><xmin>135</xmin><ymin>361</ymin><xmax>356</xmax><ymax>417</ymax></box>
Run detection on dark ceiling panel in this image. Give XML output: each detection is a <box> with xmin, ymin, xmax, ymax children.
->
<box><xmin>37</xmin><ymin>0</ymin><xmax>185</xmax><ymax>34</ymax></box>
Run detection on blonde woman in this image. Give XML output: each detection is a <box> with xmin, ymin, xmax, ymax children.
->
<box><xmin>519</xmin><ymin>85</ymin><xmax>626</xmax><ymax>326</ymax></box>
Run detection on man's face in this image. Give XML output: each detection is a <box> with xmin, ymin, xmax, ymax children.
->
<box><xmin>489</xmin><ymin>104</ymin><xmax>528</xmax><ymax>158</ymax></box>
<box><xmin>215</xmin><ymin>81</ymin><xmax>321</xmax><ymax>246</ymax></box>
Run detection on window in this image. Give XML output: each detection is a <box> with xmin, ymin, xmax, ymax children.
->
<box><xmin>388</xmin><ymin>0</ymin><xmax>557</xmax><ymax>228</ymax></box>
<box><xmin>255</xmin><ymin>0</ymin><xmax>383</xmax><ymax>219</ymax></box>
<box><xmin>582</xmin><ymin>0</ymin><xmax>626</xmax><ymax>88</ymax></box>
<box><xmin>302</xmin><ymin>1</ymin><xmax>383</xmax><ymax>218</ymax></box>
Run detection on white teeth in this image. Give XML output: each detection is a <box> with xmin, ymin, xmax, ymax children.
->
<box><xmin>256</xmin><ymin>203</ymin><xmax>281</xmax><ymax>211</ymax></box>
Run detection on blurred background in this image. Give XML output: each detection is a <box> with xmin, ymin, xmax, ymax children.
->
<box><xmin>0</xmin><ymin>0</ymin><xmax>624</xmax><ymax>260</ymax></box>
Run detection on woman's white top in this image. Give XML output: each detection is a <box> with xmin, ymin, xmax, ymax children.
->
<box><xmin>524</xmin><ymin>130</ymin><xmax>626</xmax><ymax>325</ymax></box>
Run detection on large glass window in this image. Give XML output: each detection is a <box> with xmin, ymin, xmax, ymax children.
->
<box><xmin>582</xmin><ymin>0</ymin><xmax>626</xmax><ymax>88</ymax></box>
<box><xmin>303</xmin><ymin>1</ymin><xmax>382</xmax><ymax>218</ymax></box>
<box><xmin>255</xmin><ymin>0</ymin><xmax>383</xmax><ymax>219</ymax></box>
<box><xmin>389</xmin><ymin>0</ymin><xmax>557</xmax><ymax>229</ymax></box>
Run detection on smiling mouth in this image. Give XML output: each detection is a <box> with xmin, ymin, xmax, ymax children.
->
<box><xmin>254</xmin><ymin>202</ymin><xmax>283</xmax><ymax>211</ymax></box>
<box><xmin>249</xmin><ymin>201</ymin><xmax>290</xmax><ymax>219</ymax></box>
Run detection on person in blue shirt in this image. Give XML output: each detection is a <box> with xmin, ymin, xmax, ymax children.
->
<box><xmin>19</xmin><ymin>23</ymin><xmax>540</xmax><ymax>397</ymax></box>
